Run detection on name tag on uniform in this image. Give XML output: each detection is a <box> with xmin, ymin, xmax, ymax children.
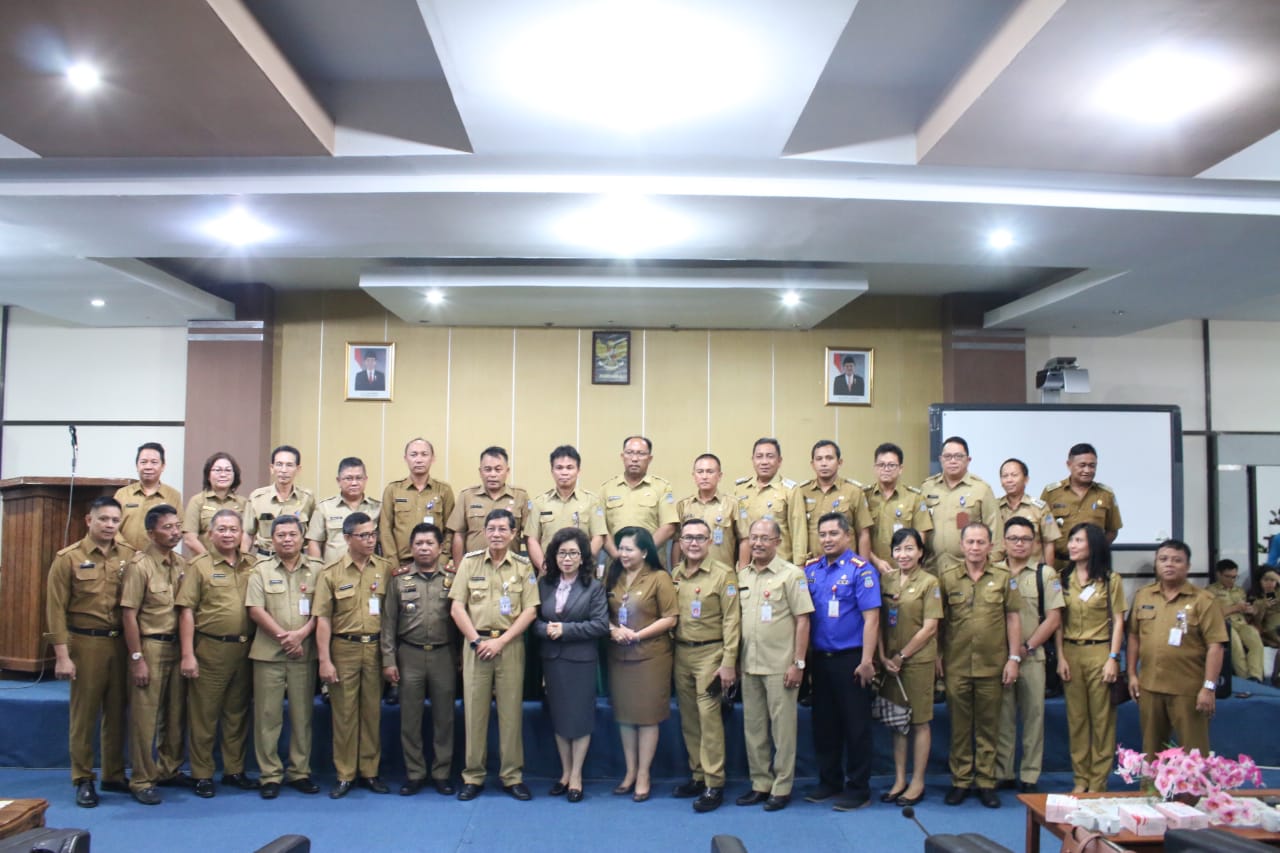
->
<box><xmin>424</xmin><ymin>515</ymin><xmax>434</xmax><ymax>525</ymax></box>
<box><xmin>713</xmin><ymin>527</ymin><xmax>723</xmax><ymax>545</ymax></box>
<box><xmin>369</xmin><ymin>597</ymin><xmax>380</xmax><ymax>616</ymax></box>
<box><xmin>893</xmin><ymin>523</ymin><xmax>903</xmax><ymax>532</ymax></box>
<box><xmin>499</xmin><ymin>595</ymin><xmax>512</xmax><ymax>616</ymax></box>
<box><xmin>1079</xmin><ymin>585</ymin><xmax>1096</xmax><ymax>603</ymax></box>
<box><xmin>1168</xmin><ymin>627</ymin><xmax>1182</xmax><ymax>646</ymax></box>
<box><xmin>690</xmin><ymin>600</ymin><xmax>702</xmax><ymax>619</ymax></box>
<box><xmin>828</xmin><ymin>599</ymin><xmax>840</xmax><ymax>618</ymax></box>
<box><xmin>299</xmin><ymin>599</ymin><xmax>310</xmax><ymax>616</ymax></box>
<box><xmin>887</xmin><ymin>607</ymin><xmax>898</xmax><ymax>627</ymax></box>
<box><xmin>760</xmin><ymin>603</ymin><xmax>773</xmax><ymax>623</ymax></box>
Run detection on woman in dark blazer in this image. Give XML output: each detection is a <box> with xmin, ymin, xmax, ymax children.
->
<box><xmin>533</xmin><ymin>527</ymin><xmax>609</xmax><ymax>802</ymax></box>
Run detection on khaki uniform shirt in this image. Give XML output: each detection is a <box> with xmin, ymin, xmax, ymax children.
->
<box><xmin>1206</xmin><ymin>582</ymin><xmax>1251</xmax><ymax>627</ymax></box>
<box><xmin>1128</xmin><ymin>581</ymin><xmax>1227</xmax><ymax>695</ymax></box>
<box><xmin>737</xmin><ymin>556</ymin><xmax>814</xmax><ymax>675</ymax></box>
<box><xmin>938</xmin><ymin>560</ymin><xmax>1017</xmax><ymax>678</ymax></box>
<box><xmin>523</xmin><ymin>487</ymin><xmax>608</xmax><ymax>550</ymax></box>
<box><xmin>114</xmin><ymin>482</ymin><xmax>182</xmax><ymax>552</ymax></box>
<box><xmin>245</xmin><ymin>555</ymin><xmax>321</xmax><ymax>662</ymax></box>
<box><xmin>245</xmin><ymin>485</ymin><xmax>316</xmax><ymax>555</ymax></box>
<box><xmin>182</xmin><ymin>491</ymin><xmax>249</xmax><ymax>551</ymax></box>
<box><xmin>920</xmin><ymin>473</ymin><xmax>1002</xmax><ymax>564</ymax></box>
<box><xmin>1039</xmin><ymin>481</ymin><xmax>1123</xmax><ymax>557</ymax></box>
<box><xmin>880</xmin><ymin>568</ymin><xmax>942</xmax><ymax>663</ymax></box>
<box><xmin>675</xmin><ymin>492</ymin><xmax>739</xmax><ymax>568</ymax></box>
<box><xmin>791</xmin><ymin>478</ymin><xmax>873</xmax><ymax>565</ymax></box>
<box><xmin>314</xmin><ymin>555</ymin><xmax>393</xmax><ymax>635</ymax></box>
<box><xmin>600</xmin><ymin>474</ymin><xmax>678</xmax><ymax>536</ymax></box>
<box><xmin>998</xmin><ymin>495</ymin><xmax>1062</xmax><ymax>553</ymax></box>
<box><xmin>604</xmin><ymin>565</ymin><xmax>678</xmax><ymax>662</ymax></box>
<box><xmin>378</xmin><ymin>477</ymin><xmax>456</xmax><ymax>564</ymax></box>
<box><xmin>381</xmin><ymin>565</ymin><xmax>457</xmax><ymax>666</ymax></box>
<box><xmin>120</xmin><ymin>545</ymin><xmax>187</xmax><ymax>636</ymax></box>
<box><xmin>864</xmin><ymin>483</ymin><xmax>933</xmax><ymax>561</ymax></box>
<box><xmin>1003</xmin><ymin>562</ymin><xmax>1065</xmax><ymax>661</ymax></box>
<box><xmin>447</xmin><ymin>485</ymin><xmax>531</xmax><ymax>554</ymax></box>
<box><xmin>46</xmin><ymin>537</ymin><xmax>136</xmax><ymax>644</ymax></box>
<box><xmin>449</xmin><ymin>549</ymin><xmax>540</xmax><ymax>633</ymax></box>
<box><xmin>305</xmin><ymin>494</ymin><xmax>382</xmax><ymax>562</ymax></box>
<box><xmin>734</xmin><ymin>475</ymin><xmax>799</xmax><ymax>563</ymax></box>
<box><xmin>1060</xmin><ymin>571</ymin><xmax>1126</xmax><ymax>643</ymax></box>
<box><xmin>176</xmin><ymin>551</ymin><xmax>255</xmax><ymax>638</ymax></box>
<box><xmin>672</xmin><ymin>559</ymin><xmax>741</xmax><ymax>668</ymax></box>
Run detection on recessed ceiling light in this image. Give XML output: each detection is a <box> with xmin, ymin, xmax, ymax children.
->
<box><xmin>203</xmin><ymin>207</ymin><xmax>275</xmax><ymax>247</ymax></box>
<box><xmin>554</xmin><ymin>194</ymin><xmax>693</xmax><ymax>256</ymax></box>
<box><xmin>1096</xmin><ymin>48</ymin><xmax>1236</xmax><ymax>124</ymax></box>
<box><xmin>781</xmin><ymin>291</ymin><xmax>800</xmax><ymax>307</ymax></box>
<box><xmin>425</xmin><ymin>290</ymin><xmax>444</xmax><ymax>305</ymax></box>
<box><xmin>90</xmin><ymin>298</ymin><xmax>105</xmax><ymax>307</ymax></box>
<box><xmin>988</xmin><ymin>229</ymin><xmax>1014</xmax><ymax>250</ymax></box>
<box><xmin>65</xmin><ymin>62</ymin><xmax>101</xmax><ymax>92</ymax></box>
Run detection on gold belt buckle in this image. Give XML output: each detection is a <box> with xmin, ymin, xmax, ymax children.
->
<box><xmin>237</xmin><ymin>635</ymin><xmax>248</xmax><ymax>644</ymax></box>
<box><xmin>108</xmin><ymin>630</ymin><xmax>121</xmax><ymax>638</ymax></box>
<box><xmin>487</xmin><ymin>630</ymin><xmax>501</xmax><ymax>639</ymax></box>
<box><xmin>362</xmin><ymin>635</ymin><xmax>375</xmax><ymax>644</ymax></box>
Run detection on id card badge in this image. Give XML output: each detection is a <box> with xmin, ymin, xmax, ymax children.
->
<box><xmin>1168</xmin><ymin>627</ymin><xmax>1183</xmax><ymax>646</ymax></box>
<box><xmin>1079</xmin><ymin>584</ymin><xmax>1096</xmax><ymax>603</ymax></box>
<box><xmin>299</xmin><ymin>598</ymin><xmax>311</xmax><ymax>616</ymax></box>
<box><xmin>887</xmin><ymin>607</ymin><xmax>898</xmax><ymax>627</ymax></box>
<box><xmin>424</xmin><ymin>515</ymin><xmax>434</xmax><ymax>525</ymax></box>
<box><xmin>690</xmin><ymin>600</ymin><xmax>702</xmax><ymax>619</ymax></box>
<box><xmin>368</xmin><ymin>597</ymin><xmax>380</xmax><ymax>616</ymax></box>
<box><xmin>713</xmin><ymin>527</ymin><xmax>724</xmax><ymax>546</ymax></box>
<box><xmin>827</xmin><ymin>598</ymin><xmax>840</xmax><ymax>619</ymax></box>
<box><xmin>618</xmin><ymin>604</ymin><xmax>629</xmax><ymax>626</ymax></box>
<box><xmin>499</xmin><ymin>595</ymin><xmax>512</xmax><ymax>616</ymax></box>
<box><xmin>892</xmin><ymin>523</ymin><xmax>903</xmax><ymax>533</ymax></box>
<box><xmin>760</xmin><ymin>603</ymin><xmax>773</xmax><ymax>623</ymax></box>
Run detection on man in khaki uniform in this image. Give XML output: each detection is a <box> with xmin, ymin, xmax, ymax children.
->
<box><xmin>246</xmin><ymin>516</ymin><xmax>321</xmax><ymax>799</ymax></box>
<box><xmin>245</xmin><ymin>445</ymin><xmax>315</xmax><ymax>560</ymax></box>
<box><xmin>382</xmin><ymin>523</ymin><xmax>458</xmax><ymax>796</ymax></box>
<box><xmin>120</xmin><ymin>504</ymin><xmax>187</xmax><ymax>805</ymax></box>
<box><xmin>1041</xmin><ymin>442</ymin><xmax>1123</xmax><ymax>569</ymax></box>
<box><xmin>1207</xmin><ymin>559</ymin><xmax>1265</xmax><ymax>683</ymax></box>
<box><xmin>450</xmin><ymin>509</ymin><xmax>539</xmax><ymax>801</ymax></box>
<box><xmin>306</xmin><ymin>456</ymin><xmax>381</xmax><ymax>563</ymax></box>
<box><xmin>523</xmin><ymin>444</ymin><xmax>607</xmax><ymax>573</ymax></box>
<box><xmin>735</xmin><ymin>438</ymin><xmax>799</xmax><ymax>565</ymax></box>
<box><xmin>177</xmin><ymin>509</ymin><xmax>259</xmax><ymax>798</ymax></box>
<box><xmin>379</xmin><ymin>438</ymin><xmax>456</xmax><ymax>564</ymax></box>
<box><xmin>863</xmin><ymin>442</ymin><xmax>932</xmax><ymax>574</ymax></box>
<box><xmin>673</xmin><ymin>453</ymin><xmax>739</xmax><ymax>569</ymax></box>
<box><xmin>315</xmin><ymin>512</ymin><xmax>393</xmax><ymax>798</ymax></box>
<box><xmin>791</xmin><ymin>440</ymin><xmax>872</xmax><ymax>565</ymax></box>
<box><xmin>735</xmin><ymin>519</ymin><xmax>814</xmax><ymax>812</ymax></box>
<box><xmin>1127</xmin><ymin>539</ymin><xmax>1227</xmax><ymax>756</ymax></box>
<box><xmin>600</xmin><ymin>435</ymin><xmax>678</xmax><ymax>557</ymax></box>
<box><xmin>998</xmin><ymin>458</ymin><xmax>1060</xmax><ymax>567</ymax></box>
<box><xmin>938</xmin><ymin>523</ymin><xmax>1021</xmax><ymax>809</ymax></box>
<box><xmin>114</xmin><ymin>442</ymin><xmax>182</xmax><ymax>551</ymax></box>
<box><xmin>994</xmin><ymin>517</ymin><xmax>1063</xmax><ymax>794</ymax></box>
<box><xmin>448</xmin><ymin>446</ymin><xmax>530</xmax><ymax>567</ymax></box>
<box><xmin>921</xmin><ymin>436</ymin><xmax>1002</xmax><ymax>571</ymax></box>
<box><xmin>47</xmin><ymin>496</ymin><xmax>135</xmax><ymax>808</ymax></box>
<box><xmin>670</xmin><ymin>518</ymin><xmax>740</xmax><ymax>812</ymax></box>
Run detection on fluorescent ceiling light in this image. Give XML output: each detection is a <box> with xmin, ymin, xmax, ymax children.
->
<box><xmin>65</xmin><ymin>62</ymin><xmax>101</xmax><ymax>92</ymax></box>
<box><xmin>1096</xmin><ymin>48</ymin><xmax>1237</xmax><ymax>124</ymax></box>
<box><xmin>90</xmin><ymin>297</ymin><xmax>105</xmax><ymax>307</ymax></box>
<box><xmin>988</xmin><ymin>228</ymin><xmax>1014</xmax><ymax>250</ymax></box>
<box><xmin>554</xmin><ymin>195</ymin><xmax>694</xmax><ymax>256</ymax></box>
<box><xmin>202</xmin><ymin>207</ymin><xmax>275</xmax><ymax>247</ymax></box>
<box><xmin>781</xmin><ymin>291</ymin><xmax>800</xmax><ymax>307</ymax></box>
<box><xmin>498</xmin><ymin>2</ymin><xmax>763</xmax><ymax>132</ymax></box>
<box><xmin>425</xmin><ymin>289</ymin><xmax>444</xmax><ymax>305</ymax></box>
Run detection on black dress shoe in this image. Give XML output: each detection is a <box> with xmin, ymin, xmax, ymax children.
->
<box><xmin>612</xmin><ymin>782</ymin><xmax>633</xmax><ymax>796</ymax></box>
<box><xmin>457</xmin><ymin>783</ymin><xmax>483</xmax><ymax>801</ymax></box>
<box><xmin>567</xmin><ymin>788</ymin><xmax>584</xmax><ymax>803</ymax></box>
<box><xmin>736</xmin><ymin>789</ymin><xmax>770</xmax><ymax>806</ymax></box>
<box><xmin>221</xmin><ymin>772</ymin><xmax>260</xmax><ymax>790</ymax></box>
<box><xmin>330</xmin><ymin>780</ymin><xmax>353</xmax><ymax>799</ymax></box>
<box><xmin>803</xmin><ymin>784</ymin><xmax>840</xmax><ymax>803</ymax></box>
<box><xmin>75</xmin><ymin>780</ymin><xmax>99</xmax><ymax>808</ymax></box>
<box><xmin>833</xmin><ymin>793</ymin><xmax>871</xmax><ymax>812</ymax></box>
<box><xmin>157</xmin><ymin>772</ymin><xmax>193</xmax><ymax>788</ymax></box>
<box><xmin>896</xmin><ymin>790</ymin><xmax>926</xmax><ymax>807</ymax></box>
<box><xmin>548</xmin><ymin>781</ymin><xmax>568</xmax><ymax>796</ymax></box>
<box><xmin>131</xmin><ymin>786</ymin><xmax>162</xmax><ymax>806</ymax></box>
<box><xmin>632</xmin><ymin>790</ymin><xmax>650</xmax><ymax>803</ymax></box>
<box><xmin>100</xmin><ymin>778</ymin><xmax>130</xmax><ymax>793</ymax></box>
<box><xmin>504</xmin><ymin>782</ymin><xmax>532</xmax><ymax>801</ymax></box>
<box><xmin>433</xmin><ymin>778</ymin><xmax>455</xmax><ymax>796</ymax></box>
<box><xmin>996</xmin><ymin>779</ymin><xmax>1017</xmax><ymax>791</ymax></box>
<box><xmin>288</xmin><ymin>777</ymin><xmax>320</xmax><ymax>794</ymax></box>
<box><xmin>194</xmin><ymin>778</ymin><xmax>216</xmax><ymax>799</ymax></box>
<box><xmin>978</xmin><ymin>788</ymin><xmax>1001</xmax><ymax>809</ymax></box>
<box><xmin>693</xmin><ymin>787</ymin><xmax>724</xmax><ymax>813</ymax></box>
<box><xmin>763</xmin><ymin>794</ymin><xmax>790</xmax><ymax>812</ymax></box>
<box><xmin>944</xmin><ymin>786</ymin><xmax>969</xmax><ymax>806</ymax></box>
<box><xmin>400</xmin><ymin>779</ymin><xmax>426</xmax><ymax>796</ymax></box>
<box><xmin>1019</xmin><ymin>781</ymin><xmax>1039</xmax><ymax>794</ymax></box>
<box><xmin>359</xmin><ymin>777</ymin><xmax>390</xmax><ymax>794</ymax></box>
<box><xmin>880</xmin><ymin>787</ymin><xmax>907</xmax><ymax>803</ymax></box>
<box><xmin>672</xmin><ymin>779</ymin><xmax>706</xmax><ymax>798</ymax></box>
<box><xmin>260</xmin><ymin>783</ymin><xmax>280</xmax><ymax>800</ymax></box>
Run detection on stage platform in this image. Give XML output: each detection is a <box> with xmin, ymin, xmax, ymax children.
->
<box><xmin>3</xmin><ymin>676</ymin><xmax>1278</xmax><ymax>781</ymax></box>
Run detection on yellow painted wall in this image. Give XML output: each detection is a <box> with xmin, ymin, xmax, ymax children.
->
<box><xmin>272</xmin><ymin>292</ymin><xmax>943</xmax><ymax>502</ymax></box>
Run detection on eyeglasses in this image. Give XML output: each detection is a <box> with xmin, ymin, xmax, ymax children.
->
<box><xmin>679</xmin><ymin>535</ymin><xmax>709</xmax><ymax>543</ymax></box>
<box><xmin>874</xmin><ymin>462</ymin><xmax>900</xmax><ymax>470</ymax></box>
<box><xmin>210</xmin><ymin>466</ymin><xmax>235</xmax><ymax>474</ymax></box>
<box><xmin>557</xmin><ymin>551</ymin><xmax>582</xmax><ymax>560</ymax></box>
<box><xmin>622</xmin><ymin>450</ymin><xmax>650</xmax><ymax>458</ymax></box>
<box><xmin>339</xmin><ymin>475</ymin><xmax>366</xmax><ymax>483</ymax></box>
<box><xmin>748</xmin><ymin>535</ymin><xmax>778</xmax><ymax>543</ymax></box>
<box><xmin>350</xmin><ymin>531</ymin><xmax>377</xmax><ymax>540</ymax></box>
<box><xmin>1005</xmin><ymin>535</ymin><xmax>1035</xmax><ymax>544</ymax></box>
<box><xmin>940</xmin><ymin>453</ymin><xmax>967</xmax><ymax>461</ymax></box>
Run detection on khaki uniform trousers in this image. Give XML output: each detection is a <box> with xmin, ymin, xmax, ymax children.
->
<box><xmin>461</xmin><ymin>640</ymin><xmax>526</xmax><ymax>786</ymax></box>
<box><xmin>329</xmin><ymin>640</ymin><xmax>382</xmax><ymax>781</ymax></box>
<box><xmin>996</xmin><ymin>656</ymin><xmax>1046</xmax><ymax>784</ymax></box>
<box><xmin>1138</xmin><ymin>690</ymin><xmax>1209</xmax><ymax>757</ymax></box>
<box><xmin>67</xmin><ymin>633</ymin><xmax>128</xmax><ymax>784</ymax></box>
<box><xmin>188</xmin><ymin>638</ymin><xmax>252</xmax><ymax>779</ymax></box>
<box><xmin>252</xmin><ymin>659</ymin><xmax>316</xmax><ymax>784</ymax></box>
<box><xmin>129</xmin><ymin>638</ymin><xmax>184</xmax><ymax>789</ymax></box>
<box><xmin>945</xmin><ymin>670</ymin><xmax>1003</xmax><ymax>788</ymax></box>
<box><xmin>741</xmin><ymin>673</ymin><xmax>798</xmax><ymax>797</ymax></box>
<box><xmin>674</xmin><ymin>643</ymin><xmax>727</xmax><ymax>788</ymax></box>
<box><xmin>397</xmin><ymin>643</ymin><xmax>457</xmax><ymax>782</ymax></box>
<box><xmin>1061</xmin><ymin>643</ymin><xmax>1116</xmax><ymax>792</ymax></box>
<box><xmin>1231</xmin><ymin>622</ymin><xmax>1265</xmax><ymax>681</ymax></box>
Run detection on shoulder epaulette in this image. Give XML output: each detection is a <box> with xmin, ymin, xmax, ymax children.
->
<box><xmin>804</xmin><ymin>556</ymin><xmax>823</xmax><ymax>568</ymax></box>
<box><xmin>843</xmin><ymin>477</ymin><xmax>866</xmax><ymax>489</ymax></box>
<box><xmin>1094</xmin><ymin>482</ymin><xmax>1115</xmax><ymax>494</ymax></box>
<box><xmin>464</xmin><ymin>548</ymin><xmax>485</xmax><ymax>558</ymax></box>
<box><xmin>922</xmin><ymin>472</ymin><xmax>942</xmax><ymax>483</ymax></box>
<box><xmin>849</xmin><ymin>554</ymin><xmax>867</xmax><ymax>568</ymax></box>
<box><xmin>1044</xmin><ymin>479</ymin><xmax>1068</xmax><ymax>492</ymax></box>
<box><xmin>1028</xmin><ymin>497</ymin><xmax>1047</xmax><ymax>509</ymax></box>
<box><xmin>511</xmin><ymin>552</ymin><xmax>531</xmax><ymax>564</ymax></box>
<box><xmin>56</xmin><ymin>542</ymin><xmax>79</xmax><ymax>557</ymax></box>
<box><xmin>735</xmin><ymin>476</ymin><xmax>751</xmax><ymax>485</ymax></box>
<box><xmin>781</xmin><ymin>478</ymin><xmax>797</xmax><ymax>488</ymax></box>
<box><xmin>650</xmin><ymin>474</ymin><xmax>671</xmax><ymax>486</ymax></box>
<box><xmin>798</xmin><ymin>478</ymin><xmax>816</xmax><ymax>489</ymax></box>
<box><xmin>905</xmin><ymin>484</ymin><xmax>923</xmax><ymax>494</ymax></box>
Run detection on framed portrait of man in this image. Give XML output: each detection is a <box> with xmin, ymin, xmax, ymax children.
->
<box><xmin>825</xmin><ymin>347</ymin><xmax>872</xmax><ymax>406</ymax></box>
<box><xmin>346</xmin><ymin>342</ymin><xmax>394</xmax><ymax>401</ymax></box>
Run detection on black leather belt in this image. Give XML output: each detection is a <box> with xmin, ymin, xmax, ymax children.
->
<box><xmin>336</xmin><ymin>633</ymin><xmax>379</xmax><ymax>644</ymax></box>
<box><xmin>1064</xmin><ymin>638</ymin><xmax>1108</xmax><ymax>646</ymax></box>
<box><xmin>675</xmin><ymin>638</ymin><xmax>722</xmax><ymax>647</ymax></box>
<box><xmin>816</xmin><ymin>647</ymin><xmax>859</xmax><ymax>657</ymax></box>
<box><xmin>479</xmin><ymin>629</ymin><xmax>505</xmax><ymax>639</ymax></box>
<box><xmin>400</xmin><ymin>640</ymin><xmax>446</xmax><ymax>651</ymax></box>
<box><xmin>143</xmin><ymin>633</ymin><xmax>177</xmax><ymax>642</ymax></box>
<box><xmin>198</xmin><ymin>630</ymin><xmax>251</xmax><ymax>644</ymax></box>
<box><xmin>68</xmin><ymin>626</ymin><xmax>121</xmax><ymax>638</ymax></box>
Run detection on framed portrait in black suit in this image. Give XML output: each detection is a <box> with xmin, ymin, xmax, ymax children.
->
<box><xmin>346</xmin><ymin>342</ymin><xmax>394</xmax><ymax>401</ymax></box>
<box><xmin>825</xmin><ymin>346</ymin><xmax>872</xmax><ymax>406</ymax></box>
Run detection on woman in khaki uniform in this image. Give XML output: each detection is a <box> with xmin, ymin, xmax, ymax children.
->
<box><xmin>1256</xmin><ymin>571</ymin><xmax>1280</xmax><ymax>683</ymax></box>
<box><xmin>605</xmin><ymin>526</ymin><xmax>678</xmax><ymax>802</ymax></box>
<box><xmin>182</xmin><ymin>452</ymin><xmax>249</xmax><ymax>557</ymax></box>
<box><xmin>1054</xmin><ymin>523</ymin><xmax>1126</xmax><ymax>792</ymax></box>
<box><xmin>877</xmin><ymin>528</ymin><xmax>941</xmax><ymax>807</ymax></box>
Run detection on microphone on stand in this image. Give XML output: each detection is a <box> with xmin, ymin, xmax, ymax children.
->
<box><xmin>64</xmin><ymin>424</ymin><xmax>80</xmax><ymax>545</ymax></box>
<box><xmin>902</xmin><ymin>805</ymin><xmax>931</xmax><ymax>838</ymax></box>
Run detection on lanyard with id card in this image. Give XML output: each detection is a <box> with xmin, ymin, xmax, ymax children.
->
<box><xmin>827</xmin><ymin>585</ymin><xmax>839</xmax><ymax>619</ymax></box>
<box><xmin>1169</xmin><ymin>611</ymin><xmax>1187</xmax><ymax>646</ymax></box>
<box><xmin>499</xmin><ymin>581</ymin><xmax>512</xmax><ymax>616</ymax></box>
<box><xmin>690</xmin><ymin>587</ymin><xmax>702</xmax><ymax>619</ymax></box>
<box><xmin>299</xmin><ymin>581</ymin><xmax>311</xmax><ymax>616</ymax></box>
<box><xmin>761</xmin><ymin>589</ymin><xmax>773</xmax><ymax>623</ymax></box>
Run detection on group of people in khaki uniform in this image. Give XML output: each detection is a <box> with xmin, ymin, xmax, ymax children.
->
<box><xmin>46</xmin><ymin>433</ymin><xmax>1237</xmax><ymax>816</ymax></box>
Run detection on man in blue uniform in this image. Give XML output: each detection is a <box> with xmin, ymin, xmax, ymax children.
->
<box><xmin>802</xmin><ymin>512</ymin><xmax>880</xmax><ymax>811</ymax></box>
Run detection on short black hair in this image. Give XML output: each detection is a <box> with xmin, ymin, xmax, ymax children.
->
<box><xmin>1215</xmin><ymin>558</ymin><xmax>1239</xmax><ymax>572</ymax></box>
<box><xmin>485</xmin><ymin>508</ymin><xmax>516</xmax><ymax>531</ymax></box>
<box><xmin>941</xmin><ymin>436</ymin><xmax>969</xmax><ymax>456</ymax></box>
<box><xmin>874</xmin><ymin>442</ymin><xmax>904</xmax><ymax>464</ymax></box>
<box><xmin>90</xmin><ymin>496</ymin><xmax>122</xmax><ymax>514</ymax></box>
<box><xmin>271</xmin><ymin>515</ymin><xmax>304</xmax><ymax>535</ymax></box>
<box><xmin>753</xmin><ymin>437</ymin><xmax>781</xmax><ymax>456</ymax></box>
<box><xmin>1004</xmin><ymin>515</ymin><xmax>1035</xmax><ymax>536</ymax></box>
<box><xmin>811</xmin><ymin>440</ymin><xmax>840</xmax><ymax>460</ymax></box>
<box><xmin>1156</xmin><ymin>538</ymin><xmax>1191</xmax><ymax>560</ymax></box>
<box><xmin>136</xmin><ymin>442</ymin><xmax>166</xmax><ymax>464</ymax></box>
<box><xmin>681</xmin><ymin>517</ymin><xmax>711</xmax><ymax>533</ymax></box>
<box><xmin>1068</xmin><ymin>443</ymin><xmax>1098</xmax><ymax>458</ymax></box>
<box><xmin>144</xmin><ymin>504</ymin><xmax>179</xmax><ymax>531</ymax></box>
<box><xmin>337</xmin><ymin>456</ymin><xmax>365</xmax><ymax>476</ymax></box>
<box><xmin>622</xmin><ymin>435</ymin><xmax>652</xmax><ymax>453</ymax></box>
<box><xmin>410</xmin><ymin>523</ymin><xmax>443</xmax><ymax>546</ymax></box>
<box><xmin>480</xmin><ymin>446</ymin><xmax>509</xmax><ymax>464</ymax></box>
<box><xmin>1000</xmin><ymin>458</ymin><xmax>1029</xmax><ymax>478</ymax></box>
<box><xmin>961</xmin><ymin>521</ymin><xmax>991</xmax><ymax>542</ymax></box>
<box><xmin>693</xmin><ymin>452</ymin><xmax>721</xmax><ymax>469</ymax></box>
<box><xmin>817</xmin><ymin>511</ymin><xmax>850</xmax><ymax>534</ymax></box>
<box><xmin>271</xmin><ymin>445</ymin><xmax>302</xmax><ymax>466</ymax></box>
<box><xmin>342</xmin><ymin>512</ymin><xmax>373</xmax><ymax>535</ymax></box>
<box><xmin>550</xmin><ymin>445</ymin><xmax>581</xmax><ymax>467</ymax></box>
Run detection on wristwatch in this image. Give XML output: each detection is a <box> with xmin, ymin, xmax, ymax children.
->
<box><xmin>793</xmin><ymin>659</ymin><xmax>806</xmax><ymax>670</ymax></box>
<box><xmin>129</xmin><ymin>651</ymin><xmax>143</xmax><ymax>662</ymax></box>
<box><xmin>469</xmin><ymin>638</ymin><xmax>481</xmax><ymax>651</ymax></box>
<box><xmin>1008</xmin><ymin>654</ymin><xmax>1022</xmax><ymax>664</ymax></box>
<box><xmin>898</xmin><ymin>650</ymin><xmax>910</xmax><ymax>661</ymax></box>
<box><xmin>1202</xmin><ymin>679</ymin><xmax>1217</xmax><ymax>691</ymax></box>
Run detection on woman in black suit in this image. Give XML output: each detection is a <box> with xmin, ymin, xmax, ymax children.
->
<box><xmin>533</xmin><ymin>527</ymin><xmax>609</xmax><ymax>802</ymax></box>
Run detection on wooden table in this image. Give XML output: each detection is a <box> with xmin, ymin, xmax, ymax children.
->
<box><xmin>1018</xmin><ymin>790</ymin><xmax>1280</xmax><ymax>853</ymax></box>
<box><xmin>0</xmin><ymin>799</ymin><xmax>48</xmax><ymax>841</ymax></box>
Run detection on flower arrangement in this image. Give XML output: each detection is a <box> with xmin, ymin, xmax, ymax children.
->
<box><xmin>1115</xmin><ymin>746</ymin><xmax>1265</xmax><ymax>825</ymax></box>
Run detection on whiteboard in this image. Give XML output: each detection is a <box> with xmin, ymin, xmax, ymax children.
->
<box><xmin>929</xmin><ymin>405</ymin><xmax>1181</xmax><ymax>549</ymax></box>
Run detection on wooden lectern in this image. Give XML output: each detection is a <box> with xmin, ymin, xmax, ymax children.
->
<box><xmin>0</xmin><ymin>477</ymin><xmax>128</xmax><ymax>672</ymax></box>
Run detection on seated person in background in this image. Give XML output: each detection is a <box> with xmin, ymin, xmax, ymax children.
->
<box><xmin>1207</xmin><ymin>559</ymin><xmax>1265</xmax><ymax>683</ymax></box>
<box><xmin>1255</xmin><ymin>570</ymin><xmax>1280</xmax><ymax>685</ymax></box>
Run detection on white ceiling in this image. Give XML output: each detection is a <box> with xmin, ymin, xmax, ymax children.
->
<box><xmin>1</xmin><ymin>0</ymin><xmax>1279</xmax><ymax>334</ymax></box>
